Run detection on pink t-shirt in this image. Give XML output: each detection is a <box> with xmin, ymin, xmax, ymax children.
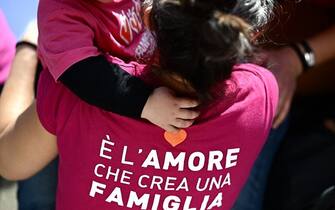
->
<box><xmin>37</xmin><ymin>63</ymin><xmax>278</xmax><ymax>210</ymax></box>
<box><xmin>0</xmin><ymin>10</ymin><xmax>16</xmax><ymax>84</ymax></box>
<box><xmin>37</xmin><ymin>0</ymin><xmax>156</xmax><ymax>80</ymax></box>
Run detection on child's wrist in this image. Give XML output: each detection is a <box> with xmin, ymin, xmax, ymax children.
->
<box><xmin>140</xmin><ymin>93</ymin><xmax>153</xmax><ymax>120</ymax></box>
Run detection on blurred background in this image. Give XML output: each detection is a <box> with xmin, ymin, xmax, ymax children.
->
<box><xmin>0</xmin><ymin>2</ymin><xmax>38</xmax><ymax>210</ymax></box>
<box><xmin>0</xmin><ymin>0</ymin><xmax>38</xmax><ymax>39</ymax></box>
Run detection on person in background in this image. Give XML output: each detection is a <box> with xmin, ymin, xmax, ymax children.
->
<box><xmin>6</xmin><ymin>20</ymin><xmax>59</xmax><ymax>210</ymax></box>
<box><xmin>233</xmin><ymin>0</ymin><xmax>335</xmax><ymax>209</ymax></box>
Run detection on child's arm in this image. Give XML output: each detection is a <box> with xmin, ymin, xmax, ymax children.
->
<box><xmin>0</xmin><ymin>45</ymin><xmax>57</xmax><ymax>181</ymax></box>
<box><xmin>59</xmin><ymin>55</ymin><xmax>152</xmax><ymax>117</ymax></box>
<box><xmin>59</xmin><ymin>55</ymin><xmax>199</xmax><ymax>132</ymax></box>
<box><xmin>38</xmin><ymin>4</ymin><xmax>199</xmax><ymax>131</ymax></box>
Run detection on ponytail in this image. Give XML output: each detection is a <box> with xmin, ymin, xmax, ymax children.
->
<box><xmin>150</xmin><ymin>0</ymin><xmax>274</xmax><ymax>101</ymax></box>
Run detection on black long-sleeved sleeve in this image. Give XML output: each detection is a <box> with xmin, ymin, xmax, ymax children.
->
<box><xmin>59</xmin><ymin>55</ymin><xmax>153</xmax><ymax>118</ymax></box>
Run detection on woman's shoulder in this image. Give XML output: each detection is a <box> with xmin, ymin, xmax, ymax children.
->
<box><xmin>229</xmin><ymin>63</ymin><xmax>278</xmax><ymax>103</ymax></box>
<box><xmin>231</xmin><ymin>63</ymin><xmax>277</xmax><ymax>89</ymax></box>
<box><xmin>213</xmin><ymin>63</ymin><xmax>278</xmax><ymax>106</ymax></box>
<box><xmin>199</xmin><ymin>63</ymin><xmax>278</xmax><ymax>123</ymax></box>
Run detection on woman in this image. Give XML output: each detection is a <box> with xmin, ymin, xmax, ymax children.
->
<box><xmin>0</xmin><ymin>0</ymin><xmax>277</xmax><ymax>209</ymax></box>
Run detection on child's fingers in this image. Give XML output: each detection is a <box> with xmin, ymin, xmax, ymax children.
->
<box><xmin>164</xmin><ymin>125</ymin><xmax>180</xmax><ymax>132</ymax></box>
<box><xmin>172</xmin><ymin>119</ymin><xmax>194</xmax><ymax>128</ymax></box>
<box><xmin>176</xmin><ymin>98</ymin><xmax>199</xmax><ymax>108</ymax></box>
<box><xmin>177</xmin><ymin>109</ymin><xmax>200</xmax><ymax>120</ymax></box>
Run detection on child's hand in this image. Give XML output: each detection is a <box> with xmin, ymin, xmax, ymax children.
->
<box><xmin>141</xmin><ymin>87</ymin><xmax>200</xmax><ymax>132</ymax></box>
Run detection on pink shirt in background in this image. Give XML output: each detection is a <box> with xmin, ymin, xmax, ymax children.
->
<box><xmin>0</xmin><ymin>9</ymin><xmax>16</xmax><ymax>84</ymax></box>
<box><xmin>37</xmin><ymin>0</ymin><xmax>156</xmax><ymax>80</ymax></box>
<box><xmin>37</xmin><ymin>62</ymin><xmax>278</xmax><ymax>210</ymax></box>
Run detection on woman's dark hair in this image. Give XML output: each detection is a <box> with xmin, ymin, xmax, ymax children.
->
<box><xmin>147</xmin><ymin>0</ymin><xmax>274</xmax><ymax>101</ymax></box>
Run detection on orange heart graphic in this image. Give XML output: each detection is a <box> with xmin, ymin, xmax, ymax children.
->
<box><xmin>164</xmin><ymin>129</ymin><xmax>187</xmax><ymax>147</ymax></box>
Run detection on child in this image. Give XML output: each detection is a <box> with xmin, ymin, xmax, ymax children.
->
<box><xmin>37</xmin><ymin>0</ymin><xmax>199</xmax><ymax>132</ymax></box>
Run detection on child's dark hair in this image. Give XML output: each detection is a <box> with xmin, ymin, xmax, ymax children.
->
<box><xmin>149</xmin><ymin>0</ymin><xmax>274</xmax><ymax>100</ymax></box>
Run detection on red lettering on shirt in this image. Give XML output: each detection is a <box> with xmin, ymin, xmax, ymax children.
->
<box><xmin>117</xmin><ymin>0</ymin><xmax>143</xmax><ymax>45</ymax></box>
